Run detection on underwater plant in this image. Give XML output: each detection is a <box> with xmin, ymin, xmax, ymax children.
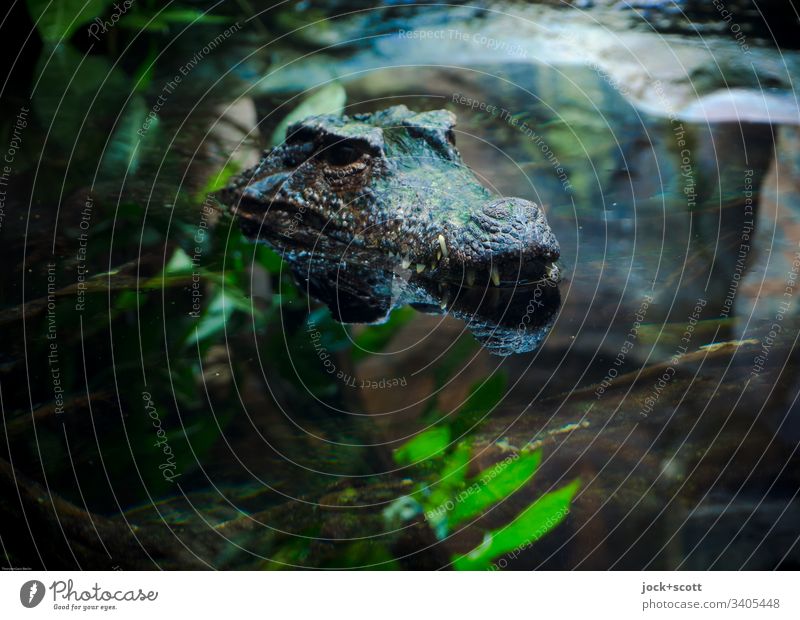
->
<box><xmin>390</xmin><ymin>374</ymin><xmax>581</xmax><ymax>570</ymax></box>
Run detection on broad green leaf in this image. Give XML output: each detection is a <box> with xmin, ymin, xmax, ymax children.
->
<box><xmin>393</xmin><ymin>426</ymin><xmax>450</xmax><ymax>465</ymax></box>
<box><xmin>439</xmin><ymin>441</ymin><xmax>472</xmax><ymax>487</ymax></box>
<box><xmin>448</xmin><ymin>450</ymin><xmax>542</xmax><ymax>528</ymax></box>
<box><xmin>424</xmin><ymin>441</ymin><xmax>472</xmax><ymax>538</ymax></box>
<box><xmin>453</xmin><ymin>479</ymin><xmax>580</xmax><ymax>570</ymax></box>
<box><xmin>27</xmin><ymin>0</ymin><xmax>113</xmax><ymax>42</ymax></box>
<box><xmin>270</xmin><ymin>82</ymin><xmax>346</xmax><ymax>146</ymax></box>
<box><xmin>427</xmin><ymin>440</ymin><xmax>472</xmax><ymax>510</ymax></box>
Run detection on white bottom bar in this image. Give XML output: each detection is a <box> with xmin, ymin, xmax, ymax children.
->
<box><xmin>1</xmin><ymin>571</ymin><xmax>797</xmax><ymax>619</ymax></box>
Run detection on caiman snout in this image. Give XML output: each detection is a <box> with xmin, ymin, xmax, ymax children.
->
<box><xmin>443</xmin><ymin>197</ymin><xmax>560</xmax><ymax>287</ymax></box>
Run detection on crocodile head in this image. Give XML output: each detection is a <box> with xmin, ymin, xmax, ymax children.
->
<box><xmin>221</xmin><ymin>104</ymin><xmax>560</xmax><ymax>288</ymax></box>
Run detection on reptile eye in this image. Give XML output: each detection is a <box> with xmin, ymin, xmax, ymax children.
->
<box><xmin>323</xmin><ymin>142</ymin><xmax>362</xmax><ymax>167</ymax></box>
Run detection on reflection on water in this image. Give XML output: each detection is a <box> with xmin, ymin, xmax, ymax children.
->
<box><xmin>2</xmin><ymin>1</ymin><xmax>800</xmax><ymax>570</ymax></box>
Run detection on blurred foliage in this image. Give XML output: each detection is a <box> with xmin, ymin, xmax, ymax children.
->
<box><xmin>26</xmin><ymin>0</ymin><xmax>232</xmax><ymax>43</ymax></box>
<box><xmin>8</xmin><ymin>0</ymin><xmax>275</xmax><ymax>508</ymax></box>
<box><xmin>388</xmin><ymin>370</ymin><xmax>580</xmax><ymax>569</ymax></box>
<box><xmin>8</xmin><ymin>0</ymin><xmax>570</xmax><ymax>571</ymax></box>
<box><xmin>26</xmin><ymin>0</ymin><xmax>114</xmax><ymax>42</ymax></box>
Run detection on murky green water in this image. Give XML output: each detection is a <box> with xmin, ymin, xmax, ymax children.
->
<box><xmin>2</xmin><ymin>1</ymin><xmax>799</xmax><ymax>569</ymax></box>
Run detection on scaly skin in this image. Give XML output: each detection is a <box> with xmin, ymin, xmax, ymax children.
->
<box><xmin>221</xmin><ymin>105</ymin><xmax>560</xmax><ymax>287</ymax></box>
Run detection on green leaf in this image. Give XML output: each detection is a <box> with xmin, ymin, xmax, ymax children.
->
<box><xmin>132</xmin><ymin>42</ymin><xmax>158</xmax><ymax>93</ymax></box>
<box><xmin>393</xmin><ymin>426</ymin><xmax>450</xmax><ymax>466</ymax></box>
<box><xmin>163</xmin><ymin>247</ymin><xmax>194</xmax><ymax>275</ymax></box>
<box><xmin>351</xmin><ymin>306</ymin><xmax>415</xmax><ymax>361</ymax></box>
<box><xmin>427</xmin><ymin>441</ymin><xmax>471</xmax><ymax>507</ymax></box>
<box><xmin>199</xmin><ymin>159</ymin><xmax>243</xmax><ymax>197</ymax></box>
<box><xmin>270</xmin><ymin>82</ymin><xmax>346</xmax><ymax>146</ymax></box>
<box><xmin>99</xmin><ymin>95</ymin><xmax>147</xmax><ymax>176</ymax></box>
<box><xmin>113</xmin><ymin>290</ymin><xmax>144</xmax><ymax>311</ymax></box>
<box><xmin>117</xmin><ymin>9</ymin><xmax>230</xmax><ymax>33</ymax></box>
<box><xmin>185</xmin><ymin>292</ymin><xmax>235</xmax><ymax>346</ymax></box>
<box><xmin>425</xmin><ymin>441</ymin><xmax>472</xmax><ymax>536</ymax></box>
<box><xmin>27</xmin><ymin>0</ymin><xmax>114</xmax><ymax>43</ymax></box>
<box><xmin>149</xmin><ymin>8</ymin><xmax>231</xmax><ymax>24</ymax></box>
<box><xmin>438</xmin><ymin>441</ymin><xmax>472</xmax><ymax>488</ymax></box>
<box><xmin>256</xmin><ymin>245</ymin><xmax>284</xmax><ymax>274</ymax></box>
<box><xmin>183</xmin><ymin>286</ymin><xmax>256</xmax><ymax>347</ymax></box>
<box><xmin>448</xmin><ymin>450</ymin><xmax>542</xmax><ymax>529</ymax></box>
<box><xmin>453</xmin><ymin>479</ymin><xmax>581</xmax><ymax>570</ymax></box>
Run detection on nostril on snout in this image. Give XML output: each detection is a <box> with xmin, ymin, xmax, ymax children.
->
<box><xmin>242</xmin><ymin>172</ymin><xmax>290</xmax><ymax>200</ymax></box>
<box><xmin>479</xmin><ymin>197</ymin><xmax>540</xmax><ymax>222</ymax></box>
<box><xmin>473</xmin><ymin>197</ymin><xmax>559</xmax><ymax>261</ymax></box>
<box><xmin>480</xmin><ymin>197</ymin><xmax>515</xmax><ymax>219</ymax></box>
<box><xmin>475</xmin><ymin>198</ymin><xmax>532</xmax><ymax>232</ymax></box>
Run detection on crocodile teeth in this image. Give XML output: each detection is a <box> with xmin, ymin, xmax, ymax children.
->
<box><xmin>491</xmin><ymin>266</ymin><xmax>501</xmax><ymax>287</ymax></box>
<box><xmin>466</xmin><ymin>270</ymin><xmax>476</xmax><ymax>286</ymax></box>
<box><xmin>436</xmin><ymin>250</ymin><xmax>441</xmax><ymax>261</ymax></box>
<box><xmin>416</xmin><ymin>263</ymin><xmax>426</xmax><ymax>273</ymax></box>
<box><xmin>440</xmin><ymin>291</ymin><xmax>450</xmax><ymax>309</ymax></box>
<box><xmin>438</xmin><ymin>234</ymin><xmax>448</xmax><ymax>258</ymax></box>
<box><xmin>401</xmin><ymin>257</ymin><xmax>411</xmax><ymax>269</ymax></box>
